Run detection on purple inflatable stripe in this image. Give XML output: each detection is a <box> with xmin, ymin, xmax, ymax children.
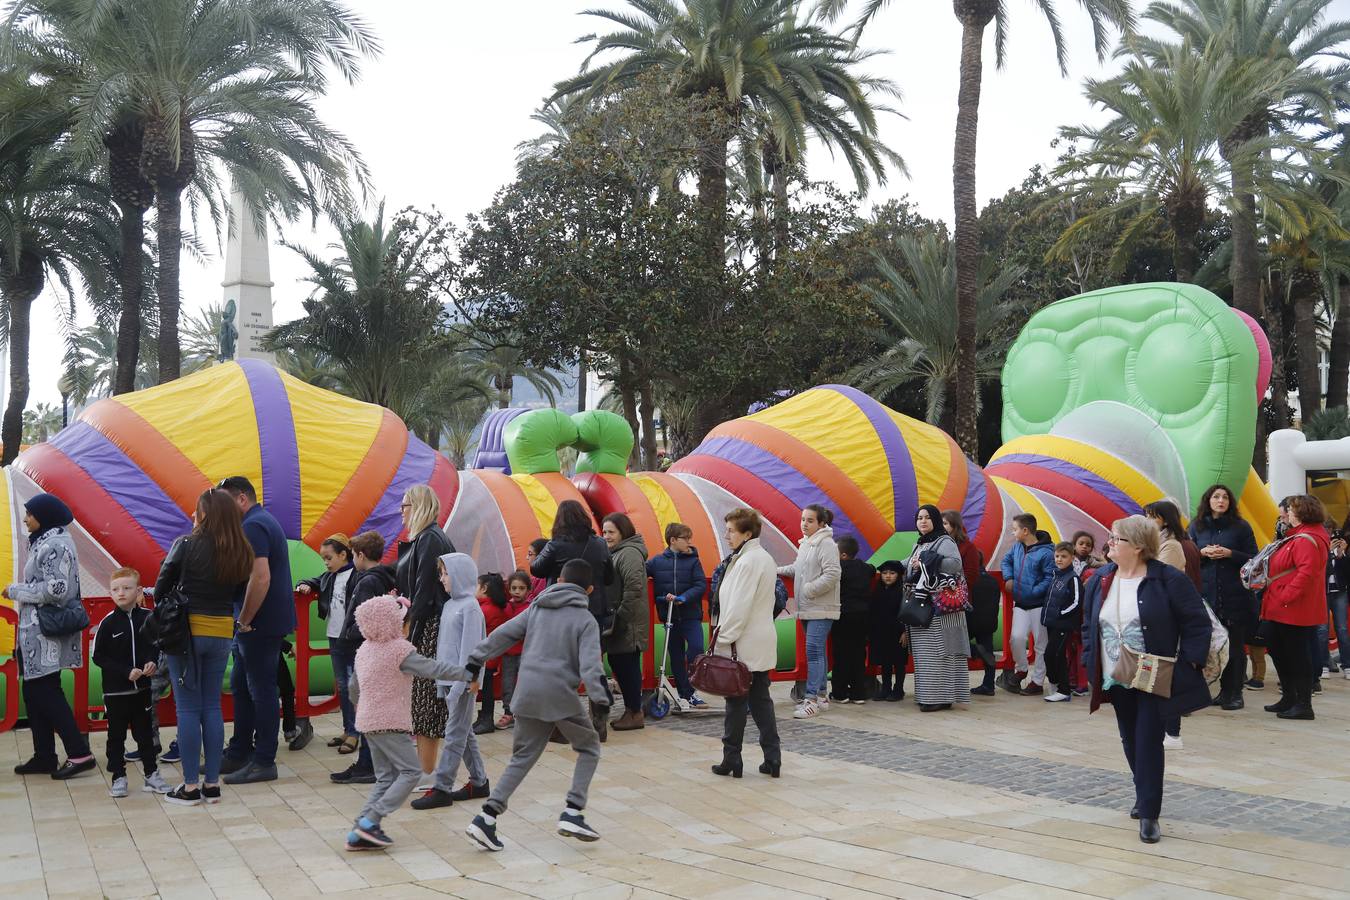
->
<box><xmin>50</xmin><ymin>422</ymin><xmax>191</xmax><ymax>550</ymax></box>
<box><xmin>821</xmin><ymin>385</ymin><xmax>918</xmax><ymax>528</ymax></box>
<box><xmin>991</xmin><ymin>454</ymin><xmax>1142</xmax><ymax>514</ymax></box>
<box><xmin>239</xmin><ymin>360</ymin><xmax>302</xmax><ymax>538</ymax></box>
<box><xmin>358</xmin><ymin>434</ymin><xmax>438</xmax><ymax>547</ymax></box>
<box><xmin>698</xmin><ymin>436</ymin><xmax>873</xmax><ymax>557</ymax></box>
<box><xmin>960</xmin><ymin>456</ymin><xmax>987</xmax><ymax>537</ymax></box>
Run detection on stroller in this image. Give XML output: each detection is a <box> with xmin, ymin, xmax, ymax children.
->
<box><xmin>645</xmin><ymin>597</ymin><xmax>700</xmax><ymax>719</ymax></box>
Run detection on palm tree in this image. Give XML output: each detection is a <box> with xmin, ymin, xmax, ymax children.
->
<box><xmin>21</xmin><ymin>402</ymin><xmax>61</xmax><ymax>443</ymax></box>
<box><xmin>554</xmin><ymin>0</ymin><xmax>902</xmax><ymax>263</ymax></box>
<box><xmin>467</xmin><ymin>338</ymin><xmax>564</xmax><ymax>409</ymax></box>
<box><xmin>847</xmin><ymin>233</ymin><xmax>1023</xmax><ymax>429</ymax></box>
<box><xmin>822</xmin><ymin>0</ymin><xmax>1133</xmax><ymax>456</ymax></box>
<box><xmin>1052</xmin><ymin>37</ymin><xmax>1334</xmax><ymax>282</ymax></box>
<box><xmin>62</xmin><ymin>320</ymin><xmax>159</xmax><ymax>404</ymax></box>
<box><xmin>441</xmin><ymin>396</ymin><xmax>490</xmax><ymax>468</ymax></box>
<box><xmin>179</xmin><ymin>301</ymin><xmax>229</xmax><ymax>373</ymax></box>
<box><xmin>0</xmin><ymin>78</ymin><xmax>117</xmax><ymax>464</ymax></box>
<box><xmin>515</xmin><ymin>95</ymin><xmax>587</xmax><ymax>167</ymax></box>
<box><xmin>1141</xmin><ymin>0</ymin><xmax>1350</xmax><ymax>319</ymax></box>
<box><xmin>263</xmin><ymin>206</ymin><xmax>492</xmax><ymax>436</ymax></box>
<box><xmin>10</xmin><ymin>0</ymin><xmax>380</xmax><ymax>384</ymax></box>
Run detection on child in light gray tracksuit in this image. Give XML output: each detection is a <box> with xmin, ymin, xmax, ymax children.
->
<box><xmin>463</xmin><ymin>558</ymin><xmax>609</xmax><ymax>852</ymax></box>
<box><xmin>410</xmin><ymin>553</ymin><xmax>490</xmax><ymax>810</ymax></box>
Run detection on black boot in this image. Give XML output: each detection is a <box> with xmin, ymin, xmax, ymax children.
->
<box><xmin>1263</xmin><ymin>692</ymin><xmax>1295</xmax><ymax>713</ymax></box>
<box><xmin>711</xmin><ymin>756</ymin><xmax>742</xmax><ymax>778</ymax></box>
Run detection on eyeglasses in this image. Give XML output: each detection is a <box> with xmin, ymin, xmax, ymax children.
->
<box><xmin>1107</xmin><ymin>535</ymin><xmax>1131</xmax><ymax>546</ymax></box>
<box><xmin>399</xmin><ymin>502</ymin><xmax>412</xmax><ymax>510</ymax></box>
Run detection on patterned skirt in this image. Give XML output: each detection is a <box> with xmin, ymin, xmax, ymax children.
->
<box><xmin>411</xmin><ymin>615</ymin><xmax>448</xmax><ymax>738</ymax></box>
<box><xmin>910</xmin><ymin>611</ymin><xmax>972</xmax><ymax>706</ymax></box>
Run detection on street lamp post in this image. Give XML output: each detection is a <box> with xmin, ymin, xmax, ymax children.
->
<box><xmin>57</xmin><ymin>374</ymin><xmax>73</xmax><ymax>430</ymax></box>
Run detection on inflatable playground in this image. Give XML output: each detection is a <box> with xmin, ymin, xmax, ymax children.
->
<box><xmin>0</xmin><ymin>282</ymin><xmax>1285</xmax><ymax>725</ymax></box>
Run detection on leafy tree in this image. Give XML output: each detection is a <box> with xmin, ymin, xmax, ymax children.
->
<box><xmin>440</xmin><ymin>395</ymin><xmax>489</xmax><ymax>468</ymax></box>
<box><xmin>0</xmin><ymin>77</ymin><xmax>117</xmax><ymax>464</ymax></box>
<box><xmin>824</xmin><ymin>0</ymin><xmax>1133</xmax><ymax>457</ymax></box>
<box><xmin>847</xmin><ymin>233</ymin><xmax>1022</xmax><ymax>430</ymax></box>
<box><xmin>10</xmin><ymin>0</ymin><xmax>380</xmax><ymax>383</ymax></box>
<box><xmin>263</xmin><ymin>205</ymin><xmax>491</xmax><ymax>443</ymax></box>
<box><xmin>21</xmin><ymin>402</ymin><xmax>60</xmax><ymax>443</ymax></box>
<box><xmin>1141</xmin><ymin>0</ymin><xmax>1350</xmax><ymax>319</ymax></box>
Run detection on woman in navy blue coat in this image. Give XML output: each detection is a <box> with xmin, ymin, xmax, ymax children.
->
<box><xmin>1187</xmin><ymin>484</ymin><xmax>1257</xmax><ymax>710</ymax></box>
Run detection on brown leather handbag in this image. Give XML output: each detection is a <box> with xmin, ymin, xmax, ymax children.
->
<box><xmin>689</xmin><ymin>627</ymin><xmax>752</xmax><ymax>698</ymax></box>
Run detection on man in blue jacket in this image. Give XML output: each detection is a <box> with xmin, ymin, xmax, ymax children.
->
<box><xmin>999</xmin><ymin>514</ymin><xmax>1056</xmax><ymax>696</ymax></box>
<box><xmin>219</xmin><ymin>476</ymin><xmax>297</xmax><ymax>784</ymax></box>
<box><xmin>646</xmin><ymin>524</ymin><xmax>708</xmax><ymax>709</ymax></box>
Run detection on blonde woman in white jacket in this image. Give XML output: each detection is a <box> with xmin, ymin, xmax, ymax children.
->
<box><xmin>712</xmin><ymin>508</ymin><xmax>782</xmax><ymax>779</ymax></box>
<box><xmin>778</xmin><ymin>504</ymin><xmax>841</xmax><ymax>718</ymax></box>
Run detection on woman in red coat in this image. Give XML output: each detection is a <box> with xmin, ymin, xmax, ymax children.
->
<box><xmin>1261</xmin><ymin>494</ymin><xmax>1329</xmax><ymax>721</ymax></box>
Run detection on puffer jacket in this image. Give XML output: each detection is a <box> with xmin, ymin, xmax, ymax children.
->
<box><xmin>778</xmin><ymin>526</ymin><xmax>841</xmax><ymax>620</ymax></box>
<box><xmin>1000</xmin><ymin>538</ymin><xmax>1055</xmax><ymax>609</ymax></box>
<box><xmin>396</xmin><ymin>524</ymin><xmax>455</xmax><ymax>645</ymax></box>
<box><xmin>531</xmin><ymin>534</ymin><xmax>613</xmax><ymax>626</ymax></box>
<box><xmin>9</xmin><ymin>527</ymin><xmax>84</xmax><ymax>680</ymax></box>
<box><xmin>838</xmin><ymin>558</ymin><xmax>875</xmax><ymax>619</ymax></box>
<box><xmin>337</xmin><ymin>564</ymin><xmax>397</xmax><ymax>646</ymax></box>
<box><xmin>605</xmin><ymin>533</ymin><xmax>650</xmax><ymax>654</ymax></box>
<box><xmin>646</xmin><ymin>547</ymin><xmax>707</xmax><ymax>623</ymax></box>
<box><xmin>1260</xmin><ymin>524</ymin><xmax>1330</xmax><ymax>627</ymax></box>
<box><xmin>1188</xmin><ymin>515</ymin><xmax>1258</xmax><ymax>625</ymax></box>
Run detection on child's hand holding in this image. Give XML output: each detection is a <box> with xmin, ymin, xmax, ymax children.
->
<box><xmin>128</xmin><ymin>667</ymin><xmax>143</xmax><ymax>682</ymax></box>
<box><xmin>143</xmin><ymin>661</ymin><xmax>157</xmax><ymax>677</ymax></box>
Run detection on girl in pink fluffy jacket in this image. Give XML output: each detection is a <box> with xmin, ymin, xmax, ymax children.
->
<box><xmin>344</xmin><ymin>594</ymin><xmax>471</xmax><ymax>852</ymax></box>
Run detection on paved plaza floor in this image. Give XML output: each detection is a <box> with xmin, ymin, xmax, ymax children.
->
<box><xmin>2</xmin><ymin>672</ymin><xmax>1349</xmax><ymax>899</ymax></box>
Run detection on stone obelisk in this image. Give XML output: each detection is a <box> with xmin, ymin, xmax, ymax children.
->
<box><xmin>221</xmin><ymin>189</ymin><xmax>276</xmax><ymax>362</ymax></box>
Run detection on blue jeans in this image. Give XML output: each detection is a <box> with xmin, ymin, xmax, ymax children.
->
<box><xmin>329</xmin><ymin>641</ymin><xmax>357</xmax><ymax>736</ymax></box>
<box><xmin>666</xmin><ymin>618</ymin><xmax>705</xmax><ymax>699</ymax></box>
<box><xmin>1331</xmin><ymin>591</ymin><xmax>1350</xmax><ymax>668</ymax></box>
<box><xmin>167</xmin><ymin>636</ymin><xmax>232</xmax><ymax>785</ymax></box>
<box><xmin>226</xmin><ymin>632</ymin><xmax>284</xmax><ymax>768</ymax></box>
<box><xmin>804</xmin><ymin>619</ymin><xmax>833</xmax><ymax>699</ymax></box>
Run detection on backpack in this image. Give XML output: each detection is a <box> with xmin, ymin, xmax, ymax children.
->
<box><xmin>1240</xmin><ymin>532</ymin><xmax>1319</xmax><ymax>592</ymax></box>
<box><xmin>1200</xmin><ymin>598</ymin><xmax>1230</xmax><ymax>687</ymax></box>
<box><xmin>966</xmin><ymin>572</ymin><xmax>1001</xmax><ymax>636</ymax></box>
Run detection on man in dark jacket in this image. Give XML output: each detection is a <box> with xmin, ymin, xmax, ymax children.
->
<box><xmin>646</xmin><ymin>523</ymin><xmax>708</xmax><ymax>708</ymax></box>
<box><xmin>999</xmin><ymin>514</ymin><xmax>1056</xmax><ymax>695</ymax></box>
<box><xmin>331</xmin><ymin>530</ymin><xmax>397</xmax><ymax>785</ymax></box>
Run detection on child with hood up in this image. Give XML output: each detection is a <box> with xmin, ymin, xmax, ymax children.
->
<box><xmin>870</xmin><ymin>561</ymin><xmax>908</xmax><ymax>701</ymax></box>
<box><xmin>345</xmin><ymin>594</ymin><xmax>472</xmax><ymax>851</ymax></box>
<box><xmin>411</xmin><ymin>553</ymin><xmax>491</xmax><ymax>810</ymax></box>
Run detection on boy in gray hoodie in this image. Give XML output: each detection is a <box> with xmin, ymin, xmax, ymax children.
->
<box><xmin>464</xmin><ymin>558</ymin><xmax>608</xmax><ymax>851</ymax></box>
<box><xmin>411</xmin><ymin>553</ymin><xmax>490</xmax><ymax>810</ymax></box>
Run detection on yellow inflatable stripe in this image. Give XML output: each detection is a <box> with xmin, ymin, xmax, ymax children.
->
<box><xmin>1239</xmin><ymin>467</ymin><xmax>1278</xmax><ymax>549</ymax></box>
<box><xmin>991</xmin><ymin>434</ymin><xmax>1162</xmax><ymax>509</ymax></box>
<box><xmin>117</xmin><ymin>363</ymin><xmax>263</xmax><ymax>489</ymax></box>
<box><xmin>0</xmin><ymin>470</ymin><xmax>12</xmax><ymax>654</ymax></box>
<box><xmin>995</xmin><ymin>477</ymin><xmax>1059</xmax><ymax>543</ymax></box>
<box><xmin>510</xmin><ymin>474</ymin><xmax>561</xmax><ymax>539</ymax></box>
<box><xmin>891</xmin><ymin>412</ymin><xmax>951</xmax><ymax>506</ymax></box>
<box><xmin>633</xmin><ymin>475</ymin><xmax>680</xmax><ymax>535</ymax></box>
<box><xmin>283</xmin><ymin>374</ymin><xmax>383</xmax><ymax>536</ymax></box>
<box><xmin>753</xmin><ymin>389</ymin><xmax>895</xmax><ymax>520</ymax></box>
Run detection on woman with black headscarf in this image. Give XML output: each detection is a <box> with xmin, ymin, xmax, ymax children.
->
<box><xmin>5</xmin><ymin>493</ymin><xmax>95</xmax><ymax>778</ymax></box>
<box><xmin>904</xmin><ymin>504</ymin><xmax>971</xmax><ymax>711</ymax></box>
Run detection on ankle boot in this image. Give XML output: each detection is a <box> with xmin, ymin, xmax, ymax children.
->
<box><xmin>1263</xmin><ymin>692</ymin><xmax>1295</xmax><ymax>713</ymax></box>
<box><xmin>711</xmin><ymin>756</ymin><xmax>742</xmax><ymax>778</ymax></box>
<box><xmin>612</xmin><ymin>709</ymin><xmax>645</xmax><ymax>731</ymax></box>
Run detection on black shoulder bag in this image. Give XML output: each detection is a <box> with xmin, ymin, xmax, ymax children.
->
<box><xmin>143</xmin><ymin>537</ymin><xmax>193</xmax><ymax>654</ymax></box>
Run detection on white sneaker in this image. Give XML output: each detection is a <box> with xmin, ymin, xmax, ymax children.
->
<box><xmin>1343</xmin><ymin>670</ymin><xmax>1350</xmax><ymax>681</ymax></box>
<box><xmin>816</xmin><ymin>696</ymin><xmax>830</xmax><ymax>712</ymax></box>
<box><xmin>792</xmin><ymin>699</ymin><xmax>819</xmax><ymax>719</ymax></box>
<box><xmin>109</xmin><ymin>776</ymin><xmax>128</xmax><ymax>799</ymax></box>
<box><xmin>142</xmin><ymin>771</ymin><xmax>172</xmax><ymax>794</ymax></box>
<box><xmin>1321</xmin><ymin>667</ymin><xmax>1330</xmax><ymax>677</ymax></box>
<box><xmin>1162</xmin><ymin>734</ymin><xmax>1183</xmax><ymax>750</ymax></box>
<box><xmin>1043</xmin><ymin>692</ymin><xmax>1070</xmax><ymax>702</ymax></box>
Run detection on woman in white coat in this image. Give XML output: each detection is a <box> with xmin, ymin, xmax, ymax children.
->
<box><xmin>778</xmin><ymin>504</ymin><xmax>841</xmax><ymax>719</ymax></box>
<box><xmin>712</xmin><ymin>508</ymin><xmax>782</xmax><ymax>779</ymax></box>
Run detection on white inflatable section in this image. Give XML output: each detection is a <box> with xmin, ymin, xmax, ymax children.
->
<box><xmin>1268</xmin><ymin>429</ymin><xmax>1350</xmax><ymax>502</ymax></box>
<box><xmin>674</xmin><ymin>473</ymin><xmax>797</xmax><ymax>565</ymax></box>
<box><xmin>443</xmin><ymin>471</ymin><xmax>516</xmax><ymax>575</ymax></box>
<box><xmin>1052</xmin><ymin>401</ymin><xmax>1189</xmax><ymax>507</ymax></box>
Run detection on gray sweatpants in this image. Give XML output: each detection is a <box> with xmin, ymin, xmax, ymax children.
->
<box><xmin>432</xmin><ymin>690</ymin><xmax>488</xmax><ymax>792</ymax></box>
<box><xmin>360</xmin><ymin>731</ymin><xmax>421</xmax><ymax>826</ymax></box>
<box><xmin>485</xmin><ymin>711</ymin><xmax>601</xmax><ymax>816</ymax></box>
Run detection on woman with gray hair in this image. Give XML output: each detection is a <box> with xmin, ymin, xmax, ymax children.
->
<box><xmin>1081</xmin><ymin>515</ymin><xmax>1212</xmax><ymax>845</ymax></box>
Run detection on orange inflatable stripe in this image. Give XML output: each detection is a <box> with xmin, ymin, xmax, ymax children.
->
<box><xmin>429</xmin><ymin>454</ymin><xmax>460</xmax><ymax>526</ymax></box>
<box><xmin>596</xmin><ymin>473</ymin><xmax>663</xmax><ymax>550</ymax></box>
<box><xmin>640</xmin><ymin>471</ymin><xmax>720</xmax><ymax>562</ymax></box>
<box><xmin>475</xmin><ymin>470</ymin><xmax>544</xmax><ymax>568</ymax></box>
<box><xmin>82</xmin><ymin>399</ymin><xmax>211</xmax><ymax>515</ymax></box>
<box><xmin>713</xmin><ymin>419</ymin><xmax>891</xmax><ymax>550</ymax></box>
<box><xmin>936</xmin><ymin>434</ymin><xmax>970</xmax><ymax>514</ymax></box>
<box><xmin>303</xmin><ymin>409</ymin><xmax>407</xmax><ymax>546</ymax></box>
<box><xmin>533</xmin><ymin>472</ymin><xmax>594</xmax><ymax>530</ymax></box>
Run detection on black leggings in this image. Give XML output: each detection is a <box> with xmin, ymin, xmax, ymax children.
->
<box><xmin>22</xmin><ymin>670</ymin><xmax>90</xmax><ymax>764</ymax></box>
<box><xmin>608</xmin><ymin>651</ymin><xmax>643</xmax><ymax>712</ymax></box>
<box><xmin>1267</xmin><ymin>621</ymin><xmax>1316</xmax><ymax>706</ymax></box>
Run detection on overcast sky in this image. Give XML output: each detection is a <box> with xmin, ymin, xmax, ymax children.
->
<box><xmin>26</xmin><ymin>0</ymin><xmax>1239</xmax><ymax>407</ymax></box>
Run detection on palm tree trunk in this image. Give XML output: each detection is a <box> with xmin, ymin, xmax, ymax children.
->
<box><xmin>1225</xmin><ymin>160</ymin><xmax>1261</xmax><ymax>318</ymax></box>
<box><xmin>771</xmin><ymin>161</ymin><xmax>790</xmax><ymax>264</ymax></box>
<box><xmin>950</xmin><ymin>4</ymin><xmax>993</xmax><ymax>459</ymax></box>
<box><xmin>114</xmin><ymin>203</ymin><xmax>145</xmax><ymax>394</ymax></box>
<box><xmin>1168</xmin><ymin>198</ymin><xmax>1203</xmax><ymax>283</ymax></box>
<box><xmin>1293</xmin><ymin>285</ymin><xmax>1322</xmax><ymax>425</ymax></box>
<box><xmin>1266</xmin><ymin>280</ymin><xmax>1291</xmax><ymax>430</ymax></box>
<box><xmin>2</xmin><ymin>281</ymin><xmax>39</xmax><ymax>465</ymax></box>
<box><xmin>497</xmin><ymin>373</ymin><xmax>512</xmax><ymax>409</ymax></box>
<box><xmin>155</xmin><ymin>186</ymin><xmax>183</xmax><ymax>383</ymax></box>
<box><xmin>638</xmin><ymin>382</ymin><xmax>658</xmax><ymax>471</ymax></box>
<box><xmin>697</xmin><ymin>128</ymin><xmax>729</xmax><ymax>268</ymax></box>
<box><xmin>1327</xmin><ymin>277</ymin><xmax>1349</xmax><ymax>412</ymax></box>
